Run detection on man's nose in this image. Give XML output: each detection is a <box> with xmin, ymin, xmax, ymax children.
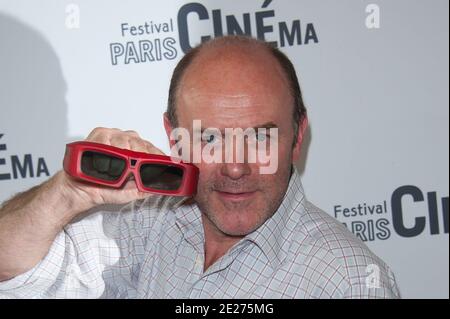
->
<box><xmin>219</xmin><ymin>134</ymin><xmax>252</xmax><ymax>179</ymax></box>
<box><xmin>220</xmin><ymin>162</ymin><xmax>251</xmax><ymax>180</ymax></box>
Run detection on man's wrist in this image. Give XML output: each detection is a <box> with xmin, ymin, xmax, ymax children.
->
<box><xmin>28</xmin><ymin>171</ymin><xmax>91</xmax><ymax>233</ymax></box>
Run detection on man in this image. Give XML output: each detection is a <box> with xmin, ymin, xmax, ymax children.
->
<box><xmin>0</xmin><ymin>36</ymin><xmax>400</xmax><ymax>298</ymax></box>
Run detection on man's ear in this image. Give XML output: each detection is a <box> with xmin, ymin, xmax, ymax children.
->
<box><xmin>163</xmin><ymin>112</ymin><xmax>176</xmax><ymax>148</ymax></box>
<box><xmin>292</xmin><ymin>116</ymin><xmax>308</xmax><ymax>162</ymax></box>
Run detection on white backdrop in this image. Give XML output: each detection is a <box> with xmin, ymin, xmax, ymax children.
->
<box><xmin>0</xmin><ymin>0</ymin><xmax>448</xmax><ymax>298</ymax></box>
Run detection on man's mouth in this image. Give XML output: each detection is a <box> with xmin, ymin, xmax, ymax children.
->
<box><xmin>215</xmin><ymin>190</ymin><xmax>257</xmax><ymax>201</ymax></box>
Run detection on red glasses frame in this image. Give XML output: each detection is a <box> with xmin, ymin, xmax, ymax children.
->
<box><xmin>63</xmin><ymin>141</ymin><xmax>199</xmax><ymax>196</ymax></box>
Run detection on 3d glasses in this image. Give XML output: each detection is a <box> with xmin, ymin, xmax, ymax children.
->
<box><xmin>63</xmin><ymin>141</ymin><xmax>199</xmax><ymax>196</ymax></box>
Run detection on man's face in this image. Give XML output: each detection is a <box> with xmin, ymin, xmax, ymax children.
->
<box><xmin>169</xmin><ymin>47</ymin><xmax>301</xmax><ymax>237</ymax></box>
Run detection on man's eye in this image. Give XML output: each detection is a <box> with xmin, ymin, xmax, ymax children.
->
<box><xmin>204</xmin><ymin>134</ymin><xmax>217</xmax><ymax>144</ymax></box>
<box><xmin>256</xmin><ymin>133</ymin><xmax>268</xmax><ymax>142</ymax></box>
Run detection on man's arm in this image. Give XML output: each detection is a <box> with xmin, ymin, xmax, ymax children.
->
<box><xmin>0</xmin><ymin>128</ymin><xmax>163</xmax><ymax>282</ymax></box>
<box><xmin>0</xmin><ymin>171</ymin><xmax>91</xmax><ymax>281</ymax></box>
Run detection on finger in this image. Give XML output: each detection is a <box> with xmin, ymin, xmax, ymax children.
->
<box><xmin>93</xmin><ymin>153</ymin><xmax>111</xmax><ymax>173</ymax></box>
<box><xmin>124</xmin><ymin>130</ymin><xmax>141</xmax><ymax>138</ymax></box>
<box><xmin>143</xmin><ymin>141</ymin><xmax>165</xmax><ymax>155</ymax></box>
<box><xmin>114</xmin><ymin>184</ymin><xmax>151</xmax><ymax>203</ymax></box>
<box><xmin>86</xmin><ymin>127</ymin><xmax>105</xmax><ymax>140</ymax></box>
<box><xmin>109</xmin><ymin>135</ymin><xmax>132</xmax><ymax>149</ymax></box>
<box><xmin>86</xmin><ymin>127</ymin><xmax>119</xmax><ymax>144</ymax></box>
<box><xmin>108</xmin><ymin>157</ymin><xmax>126</xmax><ymax>177</ymax></box>
<box><xmin>128</xmin><ymin>138</ymin><xmax>151</xmax><ymax>153</ymax></box>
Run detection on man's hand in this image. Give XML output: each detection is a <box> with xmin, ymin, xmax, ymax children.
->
<box><xmin>62</xmin><ymin>127</ymin><xmax>165</xmax><ymax>211</ymax></box>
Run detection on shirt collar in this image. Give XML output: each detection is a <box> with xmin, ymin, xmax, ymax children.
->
<box><xmin>174</xmin><ymin>166</ymin><xmax>307</xmax><ymax>268</ymax></box>
<box><xmin>244</xmin><ymin>166</ymin><xmax>306</xmax><ymax>269</ymax></box>
<box><xmin>174</xmin><ymin>200</ymin><xmax>205</xmax><ymax>253</ymax></box>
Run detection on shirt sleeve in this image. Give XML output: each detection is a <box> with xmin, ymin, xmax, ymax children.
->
<box><xmin>0</xmin><ymin>230</ymin><xmax>67</xmax><ymax>298</ymax></box>
<box><xmin>342</xmin><ymin>262</ymin><xmax>402</xmax><ymax>299</ymax></box>
<box><xmin>0</xmin><ymin>200</ymin><xmax>154</xmax><ymax>299</ymax></box>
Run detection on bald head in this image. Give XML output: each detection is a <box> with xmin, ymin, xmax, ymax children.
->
<box><xmin>166</xmin><ymin>36</ymin><xmax>306</xmax><ymax>144</ymax></box>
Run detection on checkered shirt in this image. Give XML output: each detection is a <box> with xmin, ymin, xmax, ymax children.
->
<box><xmin>0</xmin><ymin>168</ymin><xmax>400</xmax><ymax>298</ymax></box>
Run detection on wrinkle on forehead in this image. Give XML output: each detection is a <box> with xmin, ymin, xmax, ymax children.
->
<box><xmin>181</xmin><ymin>90</ymin><xmax>266</xmax><ymax>109</ymax></box>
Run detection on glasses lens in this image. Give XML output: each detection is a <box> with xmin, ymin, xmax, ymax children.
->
<box><xmin>140</xmin><ymin>164</ymin><xmax>183</xmax><ymax>191</ymax></box>
<box><xmin>81</xmin><ymin>151</ymin><xmax>126</xmax><ymax>181</ymax></box>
